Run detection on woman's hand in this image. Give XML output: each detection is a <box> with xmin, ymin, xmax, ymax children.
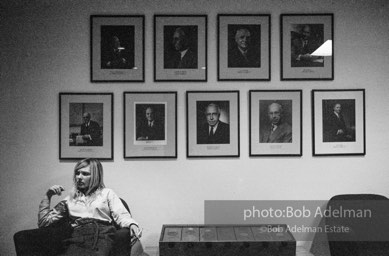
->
<box><xmin>46</xmin><ymin>185</ymin><xmax>65</xmax><ymax>198</ymax></box>
<box><xmin>130</xmin><ymin>224</ymin><xmax>143</xmax><ymax>239</ymax></box>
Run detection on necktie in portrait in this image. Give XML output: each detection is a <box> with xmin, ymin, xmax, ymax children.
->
<box><xmin>209</xmin><ymin>126</ymin><xmax>214</xmax><ymax>137</ymax></box>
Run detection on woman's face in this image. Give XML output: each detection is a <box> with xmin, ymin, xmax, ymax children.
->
<box><xmin>75</xmin><ymin>165</ymin><xmax>91</xmax><ymax>192</ymax></box>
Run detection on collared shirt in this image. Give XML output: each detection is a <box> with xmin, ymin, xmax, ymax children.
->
<box><xmin>334</xmin><ymin>111</ymin><xmax>340</xmax><ymax>118</ymax></box>
<box><xmin>180</xmin><ymin>49</ymin><xmax>189</xmax><ymax>59</ymax></box>
<box><xmin>208</xmin><ymin>122</ymin><xmax>219</xmax><ymax>135</ymax></box>
<box><xmin>38</xmin><ymin>188</ymin><xmax>138</xmax><ymax>228</ymax></box>
<box><xmin>238</xmin><ymin>47</ymin><xmax>248</xmax><ymax>57</ymax></box>
<box><xmin>302</xmin><ymin>39</ymin><xmax>308</xmax><ymax>47</ymax></box>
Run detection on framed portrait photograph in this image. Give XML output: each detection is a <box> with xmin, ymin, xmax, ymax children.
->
<box><xmin>218</xmin><ymin>14</ymin><xmax>270</xmax><ymax>81</ymax></box>
<box><xmin>187</xmin><ymin>91</ymin><xmax>239</xmax><ymax>158</ymax></box>
<box><xmin>91</xmin><ymin>15</ymin><xmax>144</xmax><ymax>82</ymax></box>
<box><xmin>281</xmin><ymin>14</ymin><xmax>333</xmax><ymax>80</ymax></box>
<box><xmin>312</xmin><ymin>89</ymin><xmax>366</xmax><ymax>156</ymax></box>
<box><xmin>154</xmin><ymin>15</ymin><xmax>207</xmax><ymax>81</ymax></box>
<box><xmin>124</xmin><ymin>92</ymin><xmax>177</xmax><ymax>158</ymax></box>
<box><xmin>59</xmin><ymin>93</ymin><xmax>113</xmax><ymax>160</ymax></box>
<box><xmin>249</xmin><ymin>90</ymin><xmax>302</xmax><ymax>156</ymax></box>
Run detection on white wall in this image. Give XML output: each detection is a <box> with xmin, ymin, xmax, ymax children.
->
<box><xmin>1</xmin><ymin>0</ymin><xmax>389</xmax><ymax>255</ymax></box>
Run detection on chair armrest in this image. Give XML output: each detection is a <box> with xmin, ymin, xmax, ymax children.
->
<box><xmin>14</xmin><ymin>224</ymin><xmax>72</xmax><ymax>256</ymax></box>
<box><xmin>111</xmin><ymin>227</ymin><xmax>144</xmax><ymax>256</ymax></box>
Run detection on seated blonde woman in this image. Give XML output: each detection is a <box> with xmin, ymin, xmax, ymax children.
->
<box><xmin>38</xmin><ymin>158</ymin><xmax>142</xmax><ymax>256</ymax></box>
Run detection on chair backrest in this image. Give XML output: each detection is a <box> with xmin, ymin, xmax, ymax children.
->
<box><xmin>109</xmin><ymin>198</ymin><xmax>132</xmax><ymax>230</ymax></box>
<box><xmin>120</xmin><ymin>198</ymin><xmax>131</xmax><ymax>215</ymax></box>
<box><xmin>329</xmin><ymin>193</ymin><xmax>388</xmax><ymax>201</ymax></box>
<box><xmin>326</xmin><ymin>194</ymin><xmax>389</xmax><ymax>256</ymax></box>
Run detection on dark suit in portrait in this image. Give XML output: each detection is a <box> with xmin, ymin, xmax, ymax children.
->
<box><xmin>101</xmin><ymin>35</ymin><xmax>134</xmax><ymax>69</ymax></box>
<box><xmin>164</xmin><ymin>26</ymin><xmax>198</xmax><ymax>69</ymax></box>
<box><xmin>136</xmin><ymin>120</ymin><xmax>165</xmax><ymax>141</ymax></box>
<box><xmin>228</xmin><ymin>47</ymin><xmax>260</xmax><ymax>68</ymax></box>
<box><xmin>165</xmin><ymin>48</ymin><xmax>197</xmax><ymax>69</ymax></box>
<box><xmin>260</xmin><ymin>122</ymin><xmax>292</xmax><ymax>143</ymax></box>
<box><xmin>228</xmin><ymin>26</ymin><xmax>260</xmax><ymax>68</ymax></box>
<box><xmin>291</xmin><ymin>25</ymin><xmax>324</xmax><ymax>67</ymax></box>
<box><xmin>80</xmin><ymin>120</ymin><xmax>102</xmax><ymax>146</ymax></box>
<box><xmin>197</xmin><ymin>121</ymin><xmax>230</xmax><ymax>144</ymax></box>
<box><xmin>324</xmin><ymin>112</ymin><xmax>354</xmax><ymax>142</ymax></box>
<box><xmin>102</xmin><ymin>47</ymin><xmax>133</xmax><ymax>69</ymax></box>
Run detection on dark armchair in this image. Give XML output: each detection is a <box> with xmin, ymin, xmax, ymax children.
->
<box><xmin>310</xmin><ymin>194</ymin><xmax>389</xmax><ymax>256</ymax></box>
<box><xmin>14</xmin><ymin>198</ymin><xmax>143</xmax><ymax>256</ymax></box>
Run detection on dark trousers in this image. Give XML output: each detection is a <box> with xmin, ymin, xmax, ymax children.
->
<box><xmin>14</xmin><ymin>223</ymin><xmax>132</xmax><ymax>256</ymax></box>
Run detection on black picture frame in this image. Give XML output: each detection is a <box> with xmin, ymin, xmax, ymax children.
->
<box><xmin>124</xmin><ymin>91</ymin><xmax>177</xmax><ymax>158</ymax></box>
<box><xmin>218</xmin><ymin>14</ymin><xmax>271</xmax><ymax>81</ymax></box>
<box><xmin>312</xmin><ymin>89</ymin><xmax>366</xmax><ymax>156</ymax></box>
<box><xmin>91</xmin><ymin>15</ymin><xmax>145</xmax><ymax>82</ymax></box>
<box><xmin>249</xmin><ymin>90</ymin><xmax>302</xmax><ymax>156</ymax></box>
<box><xmin>186</xmin><ymin>91</ymin><xmax>240</xmax><ymax>158</ymax></box>
<box><xmin>59</xmin><ymin>93</ymin><xmax>113</xmax><ymax>160</ymax></box>
<box><xmin>154</xmin><ymin>15</ymin><xmax>207</xmax><ymax>82</ymax></box>
<box><xmin>281</xmin><ymin>13</ymin><xmax>334</xmax><ymax>80</ymax></box>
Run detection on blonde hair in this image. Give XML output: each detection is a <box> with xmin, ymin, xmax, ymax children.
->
<box><xmin>73</xmin><ymin>158</ymin><xmax>105</xmax><ymax>196</ymax></box>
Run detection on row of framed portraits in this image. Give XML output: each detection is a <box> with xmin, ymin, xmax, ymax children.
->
<box><xmin>91</xmin><ymin>13</ymin><xmax>334</xmax><ymax>82</ymax></box>
<box><xmin>59</xmin><ymin>89</ymin><xmax>365</xmax><ymax>160</ymax></box>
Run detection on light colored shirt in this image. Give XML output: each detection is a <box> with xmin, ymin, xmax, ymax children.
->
<box><xmin>180</xmin><ymin>49</ymin><xmax>188</xmax><ymax>59</ymax></box>
<box><xmin>38</xmin><ymin>188</ymin><xmax>138</xmax><ymax>228</ymax></box>
<box><xmin>208</xmin><ymin>122</ymin><xmax>219</xmax><ymax>135</ymax></box>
